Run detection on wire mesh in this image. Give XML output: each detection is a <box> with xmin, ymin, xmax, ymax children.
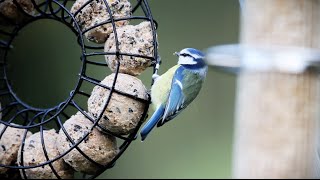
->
<box><xmin>0</xmin><ymin>0</ymin><xmax>159</xmax><ymax>179</ymax></box>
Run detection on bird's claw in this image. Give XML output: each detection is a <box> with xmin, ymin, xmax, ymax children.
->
<box><xmin>152</xmin><ymin>74</ymin><xmax>160</xmax><ymax>81</ymax></box>
<box><xmin>133</xmin><ymin>134</ymin><xmax>138</xmax><ymax>140</ymax></box>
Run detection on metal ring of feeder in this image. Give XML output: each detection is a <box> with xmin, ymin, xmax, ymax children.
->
<box><xmin>0</xmin><ymin>0</ymin><xmax>159</xmax><ymax>179</ymax></box>
<box><xmin>205</xmin><ymin>44</ymin><xmax>320</xmax><ymax>74</ymax></box>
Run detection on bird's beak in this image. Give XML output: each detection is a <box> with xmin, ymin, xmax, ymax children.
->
<box><xmin>174</xmin><ymin>52</ymin><xmax>180</xmax><ymax>56</ymax></box>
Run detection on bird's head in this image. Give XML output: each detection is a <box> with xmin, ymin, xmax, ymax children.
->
<box><xmin>175</xmin><ymin>48</ymin><xmax>207</xmax><ymax>68</ymax></box>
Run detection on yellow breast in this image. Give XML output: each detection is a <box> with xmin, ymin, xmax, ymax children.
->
<box><xmin>151</xmin><ymin>65</ymin><xmax>180</xmax><ymax>110</ymax></box>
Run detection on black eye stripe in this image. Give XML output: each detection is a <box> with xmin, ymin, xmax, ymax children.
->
<box><xmin>180</xmin><ymin>53</ymin><xmax>191</xmax><ymax>57</ymax></box>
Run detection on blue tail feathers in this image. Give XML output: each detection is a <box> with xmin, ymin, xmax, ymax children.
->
<box><xmin>140</xmin><ymin>105</ymin><xmax>165</xmax><ymax>141</ymax></box>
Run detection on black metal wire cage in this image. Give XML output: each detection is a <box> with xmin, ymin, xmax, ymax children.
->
<box><xmin>0</xmin><ymin>0</ymin><xmax>159</xmax><ymax>179</ymax></box>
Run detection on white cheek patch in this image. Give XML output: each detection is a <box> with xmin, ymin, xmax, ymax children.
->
<box><xmin>178</xmin><ymin>56</ymin><xmax>197</xmax><ymax>65</ymax></box>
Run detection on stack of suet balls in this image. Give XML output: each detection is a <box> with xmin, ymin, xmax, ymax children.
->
<box><xmin>57</xmin><ymin>112</ymin><xmax>119</xmax><ymax>174</ymax></box>
<box><xmin>0</xmin><ymin>123</ymin><xmax>33</xmax><ymax>178</ymax></box>
<box><xmin>18</xmin><ymin>129</ymin><xmax>75</xmax><ymax>179</ymax></box>
<box><xmin>0</xmin><ymin>0</ymin><xmax>158</xmax><ymax>179</ymax></box>
<box><xmin>70</xmin><ymin>0</ymin><xmax>131</xmax><ymax>44</ymax></box>
<box><xmin>71</xmin><ymin>0</ymin><xmax>156</xmax><ymax>176</ymax></box>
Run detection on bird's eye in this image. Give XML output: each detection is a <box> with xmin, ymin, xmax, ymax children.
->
<box><xmin>180</xmin><ymin>53</ymin><xmax>189</xmax><ymax>57</ymax></box>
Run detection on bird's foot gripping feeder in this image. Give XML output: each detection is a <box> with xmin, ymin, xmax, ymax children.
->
<box><xmin>0</xmin><ymin>0</ymin><xmax>159</xmax><ymax>179</ymax></box>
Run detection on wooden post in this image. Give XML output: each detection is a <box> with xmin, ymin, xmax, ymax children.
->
<box><xmin>232</xmin><ymin>0</ymin><xmax>320</xmax><ymax>178</ymax></box>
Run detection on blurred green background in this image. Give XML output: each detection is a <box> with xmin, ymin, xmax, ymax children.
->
<box><xmin>6</xmin><ymin>0</ymin><xmax>240</xmax><ymax>178</ymax></box>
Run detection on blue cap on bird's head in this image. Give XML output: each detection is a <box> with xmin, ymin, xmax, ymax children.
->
<box><xmin>174</xmin><ymin>48</ymin><xmax>206</xmax><ymax>67</ymax></box>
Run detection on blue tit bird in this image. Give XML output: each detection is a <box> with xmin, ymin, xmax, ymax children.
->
<box><xmin>140</xmin><ymin>48</ymin><xmax>208</xmax><ymax>141</ymax></box>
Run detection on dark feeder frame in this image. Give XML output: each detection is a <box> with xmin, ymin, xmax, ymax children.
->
<box><xmin>0</xmin><ymin>0</ymin><xmax>159</xmax><ymax>179</ymax></box>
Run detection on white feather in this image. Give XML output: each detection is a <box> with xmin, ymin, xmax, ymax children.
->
<box><xmin>180</xmin><ymin>49</ymin><xmax>204</xmax><ymax>59</ymax></box>
<box><xmin>175</xmin><ymin>79</ymin><xmax>183</xmax><ymax>89</ymax></box>
<box><xmin>179</xmin><ymin>49</ymin><xmax>189</xmax><ymax>55</ymax></box>
<box><xmin>178</xmin><ymin>56</ymin><xmax>197</xmax><ymax>65</ymax></box>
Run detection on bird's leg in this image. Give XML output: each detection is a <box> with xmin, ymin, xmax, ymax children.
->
<box><xmin>152</xmin><ymin>55</ymin><xmax>161</xmax><ymax>82</ymax></box>
<box><xmin>152</xmin><ymin>74</ymin><xmax>160</xmax><ymax>81</ymax></box>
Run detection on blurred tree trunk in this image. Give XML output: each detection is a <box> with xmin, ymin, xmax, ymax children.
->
<box><xmin>232</xmin><ymin>0</ymin><xmax>320</xmax><ymax>178</ymax></box>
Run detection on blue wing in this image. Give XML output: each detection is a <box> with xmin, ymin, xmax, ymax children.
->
<box><xmin>157</xmin><ymin>67</ymin><xmax>186</xmax><ymax>127</ymax></box>
<box><xmin>140</xmin><ymin>105</ymin><xmax>165</xmax><ymax>141</ymax></box>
